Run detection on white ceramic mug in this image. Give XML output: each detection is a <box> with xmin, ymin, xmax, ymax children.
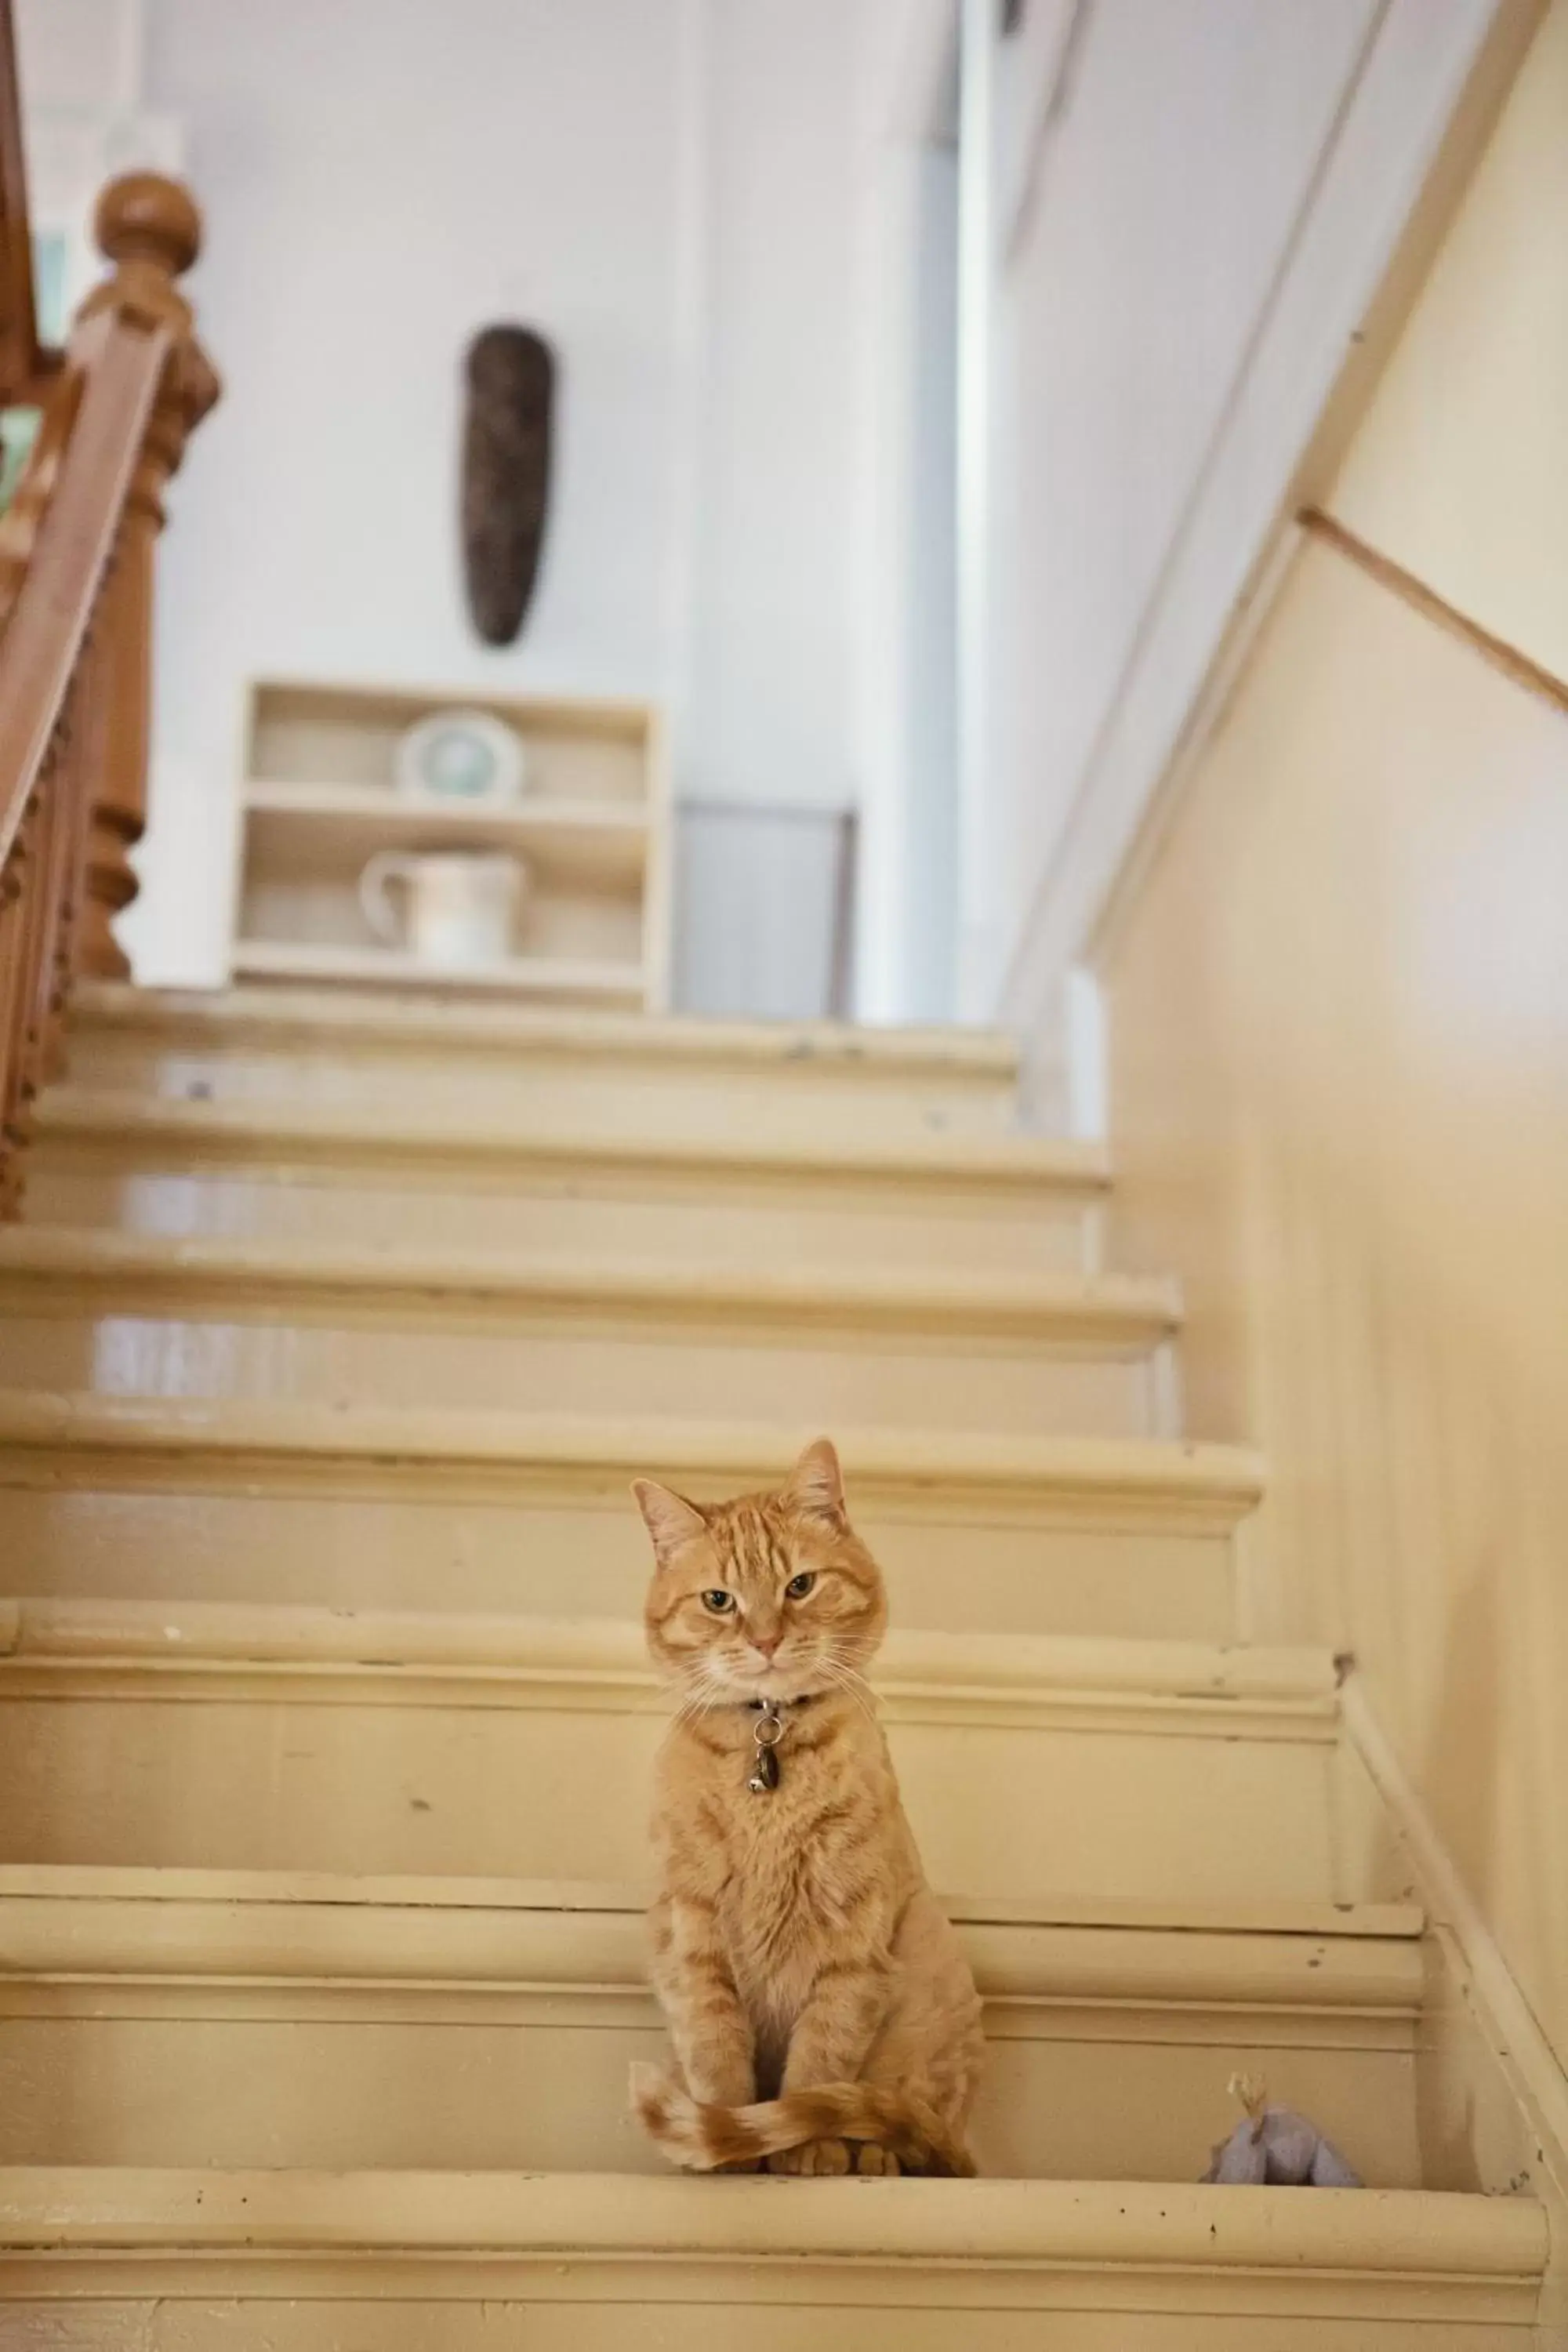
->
<box><xmin>358</xmin><ymin>851</ymin><xmax>527</xmax><ymax>969</ymax></box>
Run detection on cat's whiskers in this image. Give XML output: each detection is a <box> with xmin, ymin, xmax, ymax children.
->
<box><xmin>661</xmin><ymin>1661</ymin><xmax>727</xmax><ymax>1748</ymax></box>
<box><xmin>817</xmin><ymin>1650</ymin><xmax>879</xmax><ymax>1727</ymax></box>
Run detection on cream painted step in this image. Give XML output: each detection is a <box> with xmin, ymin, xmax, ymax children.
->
<box><xmin>0</xmin><ymin>1599</ymin><xmax>1365</xmax><ymax>1905</ymax></box>
<box><xmin>64</xmin><ymin>983</ymin><xmax>1026</xmax><ymax>1138</ymax></box>
<box><xmin>0</xmin><ymin>1229</ymin><xmax>1180</xmax><ymax>1436</ymax></box>
<box><xmin>0</xmin><ymin>1864</ymin><xmax>1426</xmax><ymax>2183</ymax></box>
<box><xmin>27</xmin><ymin>1086</ymin><xmax>1106</xmax><ymax>1272</ymax></box>
<box><xmin>0</xmin><ymin>2169</ymin><xmax>1545</xmax><ymax>2346</ymax></box>
<box><xmin>0</xmin><ymin>1396</ymin><xmax>1261</xmax><ymax>1640</ymax></box>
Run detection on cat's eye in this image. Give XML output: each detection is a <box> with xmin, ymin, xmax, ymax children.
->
<box><xmin>785</xmin><ymin>1572</ymin><xmax>816</xmax><ymax>1600</ymax></box>
<box><xmin>701</xmin><ymin>1589</ymin><xmax>735</xmax><ymax>1614</ymax></box>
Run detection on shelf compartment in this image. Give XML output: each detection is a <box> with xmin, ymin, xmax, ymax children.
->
<box><xmin>230</xmin><ymin>939</ymin><xmax>648</xmax><ymax>1004</ymax></box>
<box><xmin>242</xmin><ymin>784</ymin><xmax>650</xmax><ymax>891</ymax></box>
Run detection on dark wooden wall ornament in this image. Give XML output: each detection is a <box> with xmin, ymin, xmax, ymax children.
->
<box><xmin>460</xmin><ymin>324</ymin><xmax>554</xmax><ymax>647</ymax></box>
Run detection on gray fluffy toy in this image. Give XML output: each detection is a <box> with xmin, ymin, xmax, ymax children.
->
<box><xmin>1203</xmin><ymin>2074</ymin><xmax>1363</xmax><ymax>2187</ymax></box>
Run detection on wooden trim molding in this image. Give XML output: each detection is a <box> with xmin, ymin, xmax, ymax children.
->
<box><xmin>1301</xmin><ymin>507</ymin><xmax>1568</xmax><ymax>720</ymax></box>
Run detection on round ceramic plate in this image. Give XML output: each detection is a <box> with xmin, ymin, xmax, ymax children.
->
<box><xmin>394</xmin><ymin>710</ymin><xmax>528</xmax><ymax>804</ymax></box>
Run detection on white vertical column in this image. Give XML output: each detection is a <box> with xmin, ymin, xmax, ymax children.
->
<box><xmin>956</xmin><ymin>0</ymin><xmax>998</xmax><ymax>1018</ymax></box>
<box><xmin>665</xmin><ymin>0</ymin><xmax>713</xmax><ymax>807</ymax></box>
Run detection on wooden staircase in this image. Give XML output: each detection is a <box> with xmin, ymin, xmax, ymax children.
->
<box><xmin>0</xmin><ymin>980</ymin><xmax>1548</xmax><ymax>2346</ymax></box>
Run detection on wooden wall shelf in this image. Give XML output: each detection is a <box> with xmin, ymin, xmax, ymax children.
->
<box><xmin>231</xmin><ymin>939</ymin><xmax>648</xmax><ymax>1004</ymax></box>
<box><xmin>230</xmin><ymin>681</ymin><xmax>671</xmax><ymax>1010</ymax></box>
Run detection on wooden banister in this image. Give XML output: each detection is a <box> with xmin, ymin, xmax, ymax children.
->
<box><xmin>0</xmin><ymin>19</ymin><xmax>218</xmax><ymax>1214</ymax></box>
<box><xmin>0</xmin><ymin>0</ymin><xmax>53</xmax><ymax>402</ymax></box>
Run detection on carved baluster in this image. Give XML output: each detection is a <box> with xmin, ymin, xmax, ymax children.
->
<box><xmin>5</xmin><ymin>771</ymin><xmax>62</xmax><ymax>1196</ymax></box>
<box><xmin>49</xmin><ymin>576</ymin><xmax>114</xmax><ymax>1072</ymax></box>
<box><xmin>0</xmin><ymin>850</ymin><xmax>19</xmax><ymax>1210</ymax></box>
<box><xmin>0</xmin><ymin>796</ymin><xmax>38</xmax><ymax>1215</ymax></box>
<box><xmin>8</xmin><ymin>784</ymin><xmax>49</xmax><ymax>1094</ymax></box>
<box><xmin>24</xmin><ymin>684</ymin><xmax>85</xmax><ymax>1116</ymax></box>
<box><xmin>71</xmin><ymin>174</ymin><xmax>218</xmax><ymax>980</ymax></box>
<box><xmin>74</xmin><ymin>514</ymin><xmax>147</xmax><ymax>980</ymax></box>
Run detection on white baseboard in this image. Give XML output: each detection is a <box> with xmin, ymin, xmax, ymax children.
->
<box><xmin>1341</xmin><ymin>1669</ymin><xmax>1568</xmax><ymax>2332</ymax></box>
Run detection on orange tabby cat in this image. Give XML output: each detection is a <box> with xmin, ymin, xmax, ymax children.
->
<box><xmin>629</xmin><ymin>1437</ymin><xmax>984</xmax><ymax>2177</ymax></box>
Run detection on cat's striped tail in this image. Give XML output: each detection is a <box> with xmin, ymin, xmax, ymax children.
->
<box><xmin>630</xmin><ymin>2063</ymin><xmax>976</xmax><ymax>2177</ymax></box>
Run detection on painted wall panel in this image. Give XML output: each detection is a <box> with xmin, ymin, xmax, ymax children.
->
<box><xmin>1330</xmin><ymin>1</ymin><xmax>1568</xmax><ymax>681</ymax></box>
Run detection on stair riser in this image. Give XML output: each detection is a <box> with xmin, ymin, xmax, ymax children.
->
<box><xmin>26</xmin><ymin>1161</ymin><xmax>1098</xmax><ymax>1275</ymax></box>
<box><xmin>0</xmin><ymin>1704</ymin><xmax>1343</xmax><ymax>1903</ymax></box>
<box><xmin>0</xmin><ymin>1486</ymin><xmax>1239</xmax><ymax>1642</ymax></box>
<box><xmin>0</xmin><ymin>1312</ymin><xmax>1166</xmax><ymax>1437</ymax></box>
<box><xmin>63</xmin><ymin>1039</ymin><xmax>1022</xmax><ymax>1140</ymax></box>
<box><xmin>0</xmin><ymin>2013</ymin><xmax>1418</xmax><ymax>2183</ymax></box>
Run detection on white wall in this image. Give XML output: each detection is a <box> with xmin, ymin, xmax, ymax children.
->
<box><xmin>14</xmin><ymin>0</ymin><xmax>183</xmax><ymax>322</ymax></box>
<box><xmin>683</xmin><ymin>0</ymin><xmax>861</xmax><ymax>815</ymax></box>
<box><xmin>972</xmin><ymin>0</ymin><xmax>1381</xmax><ymax>1016</ymax></box>
<box><xmin>129</xmin><ymin>0</ymin><xmax>688</xmax><ymax>982</ymax></box>
<box><xmin>669</xmin><ymin>0</ymin><xmax>927</xmax><ymax>1018</ymax></box>
<box><xmin>33</xmin><ymin>0</ymin><xmax>911</xmax><ymax>1000</ymax></box>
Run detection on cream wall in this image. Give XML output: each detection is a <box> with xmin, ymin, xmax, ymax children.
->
<box><xmin>1330</xmin><ymin>0</ymin><xmax>1568</xmax><ymax>682</ymax></box>
<box><xmin>1098</xmin><ymin>0</ymin><xmax>1568</xmax><ymax>2087</ymax></box>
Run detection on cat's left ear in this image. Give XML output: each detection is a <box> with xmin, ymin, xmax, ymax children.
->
<box><xmin>631</xmin><ymin>1479</ymin><xmax>709</xmax><ymax>1568</ymax></box>
<box><xmin>785</xmin><ymin>1436</ymin><xmax>844</xmax><ymax>1522</ymax></box>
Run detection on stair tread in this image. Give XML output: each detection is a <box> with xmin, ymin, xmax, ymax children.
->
<box><xmin>38</xmin><ymin>1086</ymin><xmax>1105</xmax><ymax>1191</ymax></box>
<box><xmin>71</xmin><ymin>983</ymin><xmax>1024</xmax><ymax>1078</ymax></box>
<box><xmin>0</xmin><ymin>1861</ymin><xmax>1426</xmax><ymax>2032</ymax></box>
<box><xmin>0</xmin><ymin>1859</ymin><xmax>1423</xmax><ymax>1940</ymax></box>
<box><xmin>0</xmin><ymin>2165</ymin><xmax>1542</xmax><ymax>2278</ymax></box>
<box><xmin>0</xmin><ymin>1389</ymin><xmax>1261</xmax><ymax>1512</ymax></box>
<box><xmin>0</xmin><ymin>1594</ymin><xmax>1336</xmax><ymax>1715</ymax></box>
<box><xmin>0</xmin><ymin>1225</ymin><xmax>1178</xmax><ymax>1338</ymax></box>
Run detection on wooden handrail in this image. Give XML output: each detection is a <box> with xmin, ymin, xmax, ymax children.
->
<box><xmin>0</xmin><ymin>36</ymin><xmax>218</xmax><ymax>1214</ymax></box>
<box><xmin>0</xmin><ymin>0</ymin><xmax>54</xmax><ymax>402</ymax></box>
<box><xmin>0</xmin><ymin>322</ymin><xmax>168</xmax><ymax>869</ymax></box>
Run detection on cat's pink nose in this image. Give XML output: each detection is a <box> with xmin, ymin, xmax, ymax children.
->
<box><xmin>752</xmin><ymin>1635</ymin><xmax>782</xmax><ymax>1660</ymax></box>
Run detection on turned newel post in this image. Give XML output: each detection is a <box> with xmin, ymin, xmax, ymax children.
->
<box><xmin>72</xmin><ymin>172</ymin><xmax>219</xmax><ymax>979</ymax></box>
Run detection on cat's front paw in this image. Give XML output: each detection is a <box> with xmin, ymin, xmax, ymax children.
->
<box><xmin>853</xmin><ymin>2143</ymin><xmax>901</xmax><ymax>2176</ymax></box>
<box><xmin>768</xmin><ymin>2138</ymin><xmax>851</xmax><ymax>2177</ymax></box>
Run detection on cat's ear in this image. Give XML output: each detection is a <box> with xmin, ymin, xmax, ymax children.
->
<box><xmin>785</xmin><ymin>1436</ymin><xmax>844</xmax><ymax>1521</ymax></box>
<box><xmin>631</xmin><ymin>1479</ymin><xmax>709</xmax><ymax>1566</ymax></box>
